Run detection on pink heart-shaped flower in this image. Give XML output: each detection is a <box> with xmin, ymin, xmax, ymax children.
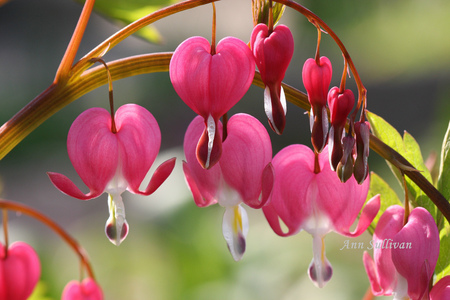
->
<box><xmin>62</xmin><ymin>278</ymin><xmax>103</xmax><ymax>300</ymax></box>
<box><xmin>170</xmin><ymin>36</ymin><xmax>255</xmax><ymax>168</ymax></box>
<box><xmin>0</xmin><ymin>241</ymin><xmax>41</xmax><ymax>300</ymax></box>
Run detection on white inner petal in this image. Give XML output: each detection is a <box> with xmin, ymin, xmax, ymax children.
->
<box><xmin>264</xmin><ymin>86</ymin><xmax>274</xmax><ymax>127</ymax></box>
<box><xmin>222</xmin><ymin>204</ymin><xmax>249</xmax><ymax>262</ymax></box>
<box><xmin>280</xmin><ymin>85</ymin><xmax>287</xmax><ymax>115</ymax></box>
<box><xmin>205</xmin><ymin>114</ymin><xmax>216</xmax><ymax>169</ymax></box>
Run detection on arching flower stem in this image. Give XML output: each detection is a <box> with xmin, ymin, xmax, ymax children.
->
<box><xmin>0</xmin><ymin>199</ymin><xmax>96</xmax><ymax>280</ymax></box>
<box><xmin>89</xmin><ymin>57</ymin><xmax>117</xmax><ymax>133</ymax></box>
<box><xmin>273</xmin><ymin>0</ymin><xmax>366</xmax><ymax>118</ymax></box>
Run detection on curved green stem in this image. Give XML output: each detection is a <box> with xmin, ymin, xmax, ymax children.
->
<box><xmin>0</xmin><ymin>200</ymin><xmax>95</xmax><ymax>279</ymax></box>
<box><xmin>0</xmin><ymin>61</ymin><xmax>448</xmax><ymax>226</ymax></box>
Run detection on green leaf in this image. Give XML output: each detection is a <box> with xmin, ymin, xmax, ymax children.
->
<box><xmin>366</xmin><ymin>111</ymin><xmax>436</xmax><ymax>219</ymax></box>
<box><xmin>435</xmin><ymin>221</ymin><xmax>450</xmax><ymax>282</ymax></box>
<box><xmin>365</xmin><ymin>172</ymin><xmax>402</xmax><ymax>234</ymax></box>
<box><xmin>437</xmin><ymin>121</ymin><xmax>450</xmax><ymax>201</ymax></box>
<box><xmin>77</xmin><ymin>0</ymin><xmax>178</xmax><ymax>44</ymax></box>
<box><xmin>366</xmin><ymin>110</ymin><xmax>404</xmax><ymax>184</ymax></box>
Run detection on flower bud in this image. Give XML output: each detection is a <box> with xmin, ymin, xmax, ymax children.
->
<box><xmin>302</xmin><ymin>57</ymin><xmax>332</xmax><ymax>152</ymax></box>
<box><xmin>353</xmin><ymin>121</ymin><xmax>370</xmax><ymax>184</ymax></box>
<box><xmin>327</xmin><ymin>87</ymin><xmax>355</xmax><ymax>170</ymax></box>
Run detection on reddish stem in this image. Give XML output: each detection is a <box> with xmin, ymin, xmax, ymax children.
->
<box><xmin>90</xmin><ymin>58</ymin><xmax>117</xmax><ymax>133</ymax></box>
<box><xmin>268</xmin><ymin>0</ymin><xmax>274</xmax><ymax>33</ymax></box>
<box><xmin>0</xmin><ymin>200</ymin><xmax>96</xmax><ymax>280</ymax></box>
<box><xmin>210</xmin><ymin>3</ymin><xmax>217</xmax><ymax>55</ymax></box>
<box><xmin>314</xmin><ymin>151</ymin><xmax>321</xmax><ymax>174</ymax></box>
<box><xmin>54</xmin><ymin>0</ymin><xmax>95</xmax><ymax>83</ymax></box>
<box><xmin>339</xmin><ymin>58</ymin><xmax>348</xmax><ymax>94</ymax></box>
<box><xmin>274</xmin><ymin>0</ymin><xmax>366</xmax><ymax>116</ymax></box>
<box><xmin>314</xmin><ymin>21</ymin><xmax>321</xmax><ymax>65</ymax></box>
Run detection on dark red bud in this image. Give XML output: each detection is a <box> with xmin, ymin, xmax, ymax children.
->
<box><xmin>353</xmin><ymin>121</ymin><xmax>371</xmax><ymax>184</ymax></box>
<box><xmin>336</xmin><ymin>135</ymin><xmax>355</xmax><ymax>183</ymax></box>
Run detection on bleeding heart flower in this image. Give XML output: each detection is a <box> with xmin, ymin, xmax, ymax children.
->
<box><xmin>262</xmin><ymin>145</ymin><xmax>380</xmax><ymax>288</ymax></box>
<box><xmin>251</xmin><ymin>23</ymin><xmax>294</xmax><ymax>134</ymax></box>
<box><xmin>170</xmin><ymin>36</ymin><xmax>255</xmax><ymax>169</ymax></box>
<box><xmin>48</xmin><ymin>104</ymin><xmax>176</xmax><ymax>246</ymax></box>
<box><xmin>62</xmin><ymin>278</ymin><xmax>103</xmax><ymax>300</ymax></box>
<box><xmin>363</xmin><ymin>205</ymin><xmax>440</xmax><ymax>300</ymax></box>
<box><xmin>183</xmin><ymin>114</ymin><xmax>274</xmax><ymax>261</ymax></box>
<box><xmin>302</xmin><ymin>57</ymin><xmax>332</xmax><ymax>153</ymax></box>
<box><xmin>0</xmin><ymin>241</ymin><xmax>41</xmax><ymax>300</ymax></box>
<box><xmin>430</xmin><ymin>276</ymin><xmax>450</xmax><ymax>300</ymax></box>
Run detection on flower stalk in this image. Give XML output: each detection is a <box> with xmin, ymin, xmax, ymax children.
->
<box><xmin>0</xmin><ymin>199</ymin><xmax>96</xmax><ymax>279</ymax></box>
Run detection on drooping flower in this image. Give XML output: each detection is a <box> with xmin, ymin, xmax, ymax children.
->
<box><xmin>363</xmin><ymin>205</ymin><xmax>440</xmax><ymax>300</ymax></box>
<box><xmin>183</xmin><ymin>114</ymin><xmax>274</xmax><ymax>261</ymax></box>
<box><xmin>430</xmin><ymin>276</ymin><xmax>450</xmax><ymax>300</ymax></box>
<box><xmin>302</xmin><ymin>57</ymin><xmax>333</xmax><ymax>153</ymax></box>
<box><xmin>327</xmin><ymin>86</ymin><xmax>355</xmax><ymax>171</ymax></box>
<box><xmin>262</xmin><ymin>145</ymin><xmax>380</xmax><ymax>287</ymax></box>
<box><xmin>170</xmin><ymin>36</ymin><xmax>255</xmax><ymax>169</ymax></box>
<box><xmin>62</xmin><ymin>278</ymin><xmax>103</xmax><ymax>300</ymax></box>
<box><xmin>0</xmin><ymin>241</ymin><xmax>41</xmax><ymax>300</ymax></box>
<box><xmin>48</xmin><ymin>104</ymin><xmax>176</xmax><ymax>246</ymax></box>
<box><xmin>251</xmin><ymin>23</ymin><xmax>294</xmax><ymax>134</ymax></box>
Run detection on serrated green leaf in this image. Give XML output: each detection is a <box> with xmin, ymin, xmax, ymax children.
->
<box><xmin>437</xmin><ymin>121</ymin><xmax>450</xmax><ymax>200</ymax></box>
<box><xmin>77</xmin><ymin>0</ymin><xmax>177</xmax><ymax>44</ymax></box>
<box><xmin>366</xmin><ymin>111</ymin><xmax>438</xmax><ymax>220</ymax></box>
<box><xmin>366</xmin><ymin>110</ymin><xmax>404</xmax><ymax>184</ymax></box>
<box><xmin>435</xmin><ymin>221</ymin><xmax>450</xmax><ymax>281</ymax></box>
<box><xmin>365</xmin><ymin>172</ymin><xmax>402</xmax><ymax>234</ymax></box>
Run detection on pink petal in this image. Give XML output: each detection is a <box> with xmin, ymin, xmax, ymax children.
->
<box><xmin>314</xmin><ymin>147</ymin><xmax>374</xmax><ymax>235</ymax></box>
<box><xmin>47</xmin><ymin>172</ymin><xmax>103</xmax><ymax>200</ymax></box>
<box><xmin>251</xmin><ymin>24</ymin><xmax>294</xmax><ymax>134</ymax></box>
<box><xmin>251</xmin><ymin>24</ymin><xmax>294</xmax><ymax>86</ymax></box>
<box><xmin>220</xmin><ymin>114</ymin><xmax>273</xmax><ymax>208</ymax></box>
<box><xmin>114</xmin><ymin>104</ymin><xmax>162</xmax><ymax>194</ymax></box>
<box><xmin>391</xmin><ymin>207</ymin><xmax>440</xmax><ymax>300</ymax></box>
<box><xmin>302</xmin><ymin>57</ymin><xmax>332</xmax><ymax>108</ymax></box>
<box><xmin>209</xmin><ymin>37</ymin><xmax>255</xmax><ymax>116</ymax></box>
<box><xmin>170</xmin><ymin>36</ymin><xmax>255</xmax><ymax>119</ymax></box>
<box><xmin>430</xmin><ymin>276</ymin><xmax>450</xmax><ymax>300</ymax></box>
<box><xmin>169</xmin><ymin>36</ymin><xmax>213</xmax><ymax>117</ymax></box>
<box><xmin>365</xmin><ymin>205</ymin><xmax>405</xmax><ymax>296</ymax></box>
<box><xmin>262</xmin><ymin>144</ymin><xmax>315</xmax><ymax>236</ymax></box>
<box><xmin>363</xmin><ymin>251</ymin><xmax>384</xmax><ymax>295</ymax></box>
<box><xmin>138</xmin><ymin>158</ymin><xmax>176</xmax><ymax>196</ymax></box>
<box><xmin>62</xmin><ymin>278</ymin><xmax>103</xmax><ymax>300</ymax></box>
<box><xmin>0</xmin><ymin>242</ymin><xmax>40</xmax><ymax>300</ymax></box>
<box><xmin>183</xmin><ymin>116</ymin><xmax>222</xmax><ymax>207</ymax></box>
<box><xmin>50</xmin><ymin>107</ymin><xmax>119</xmax><ymax>200</ymax></box>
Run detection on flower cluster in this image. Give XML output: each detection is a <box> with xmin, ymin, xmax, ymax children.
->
<box><xmin>4</xmin><ymin>0</ymin><xmax>447</xmax><ymax>298</ymax></box>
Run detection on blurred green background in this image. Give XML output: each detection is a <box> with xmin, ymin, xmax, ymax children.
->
<box><xmin>0</xmin><ymin>0</ymin><xmax>449</xmax><ymax>299</ymax></box>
